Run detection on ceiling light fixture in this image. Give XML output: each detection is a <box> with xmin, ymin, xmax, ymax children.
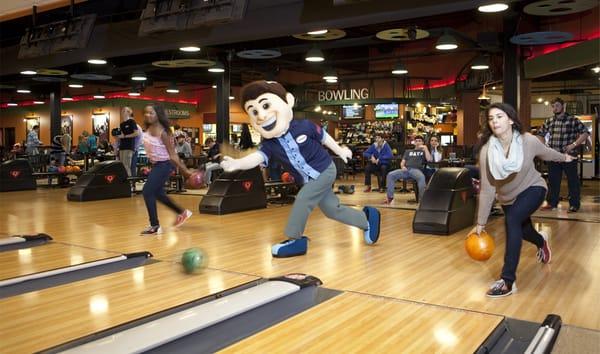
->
<box><xmin>305</xmin><ymin>47</ymin><xmax>325</xmax><ymax>62</ymax></box>
<box><xmin>62</xmin><ymin>93</ymin><xmax>74</xmax><ymax>101</ymax></box>
<box><xmin>478</xmin><ymin>3</ymin><xmax>509</xmax><ymax>13</ymax></box>
<box><xmin>93</xmin><ymin>90</ymin><xmax>105</xmax><ymax>99</ymax></box>
<box><xmin>166</xmin><ymin>82</ymin><xmax>180</xmax><ymax>94</ymax></box>
<box><xmin>128</xmin><ymin>89</ymin><xmax>141</xmax><ymax>96</ymax></box>
<box><xmin>537</xmin><ymin>97</ymin><xmax>543</xmax><ymax>103</ymax></box>
<box><xmin>470</xmin><ymin>56</ymin><xmax>489</xmax><ymax>70</ymax></box>
<box><xmin>68</xmin><ymin>81</ymin><xmax>84</xmax><ymax>88</ymax></box>
<box><xmin>7</xmin><ymin>102</ymin><xmax>18</xmax><ymax>106</ymax></box>
<box><xmin>131</xmin><ymin>71</ymin><xmax>147</xmax><ymax>81</ymax></box>
<box><xmin>323</xmin><ymin>69</ymin><xmax>337</xmax><ymax>81</ymax></box>
<box><xmin>208</xmin><ymin>61</ymin><xmax>225</xmax><ymax>73</ymax></box>
<box><xmin>17</xmin><ymin>87</ymin><xmax>31</xmax><ymax>94</ymax></box>
<box><xmin>33</xmin><ymin>100</ymin><xmax>44</xmax><ymax>104</ymax></box>
<box><xmin>20</xmin><ymin>70</ymin><xmax>37</xmax><ymax>75</ymax></box>
<box><xmin>391</xmin><ymin>62</ymin><xmax>408</xmax><ymax>75</ymax></box>
<box><xmin>435</xmin><ymin>33</ymin><xmax>458</xmax><ymax>50</ymax></box>
<box><xmin>179</xmin><ymin>46</ymin><xmax>201</xmax><ymax>52</ymax></box>
<box><xmin>592</xmin><ymin>66</ymin><xmax>600</xmax><ymax>74</ymax></box>
<box><xmin>478</xmin><ymin>84</ymin><xmax>490</xmax><ymax>100</ymax></box>
<box><xmin>307</xmin><ymin>29</ymin><xmax>328</xmax><ymax>35</ymax></box>
<box><xmin>88</xmin><ymin>59</ymin><xmax>107</xmax><ymax>65</ymax></box>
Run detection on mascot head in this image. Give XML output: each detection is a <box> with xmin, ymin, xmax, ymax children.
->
<box><xmin>241</xmin><ymin>80</ymin><xmax>295</xmax><ymax>139</ymax></box>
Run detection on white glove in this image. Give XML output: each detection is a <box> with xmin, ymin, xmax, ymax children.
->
<box><xmin>339</xmin><ymin>146</ymin><xmax>352</xmax><ymax>163</ymax></box>
<box><xmin>220</xmin><ymin>156</ymin><xmax>240</xmax><ymax>172</ymax></box>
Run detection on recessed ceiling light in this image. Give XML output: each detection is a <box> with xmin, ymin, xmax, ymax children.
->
<box><xmin>17</xmin><ymin>88</ymin><xmax>31</xmax><ymax>94</ymax></box>
<box><xmin>314</xmin><ymin>106</ymin><xmax>322</xmax><ymax>112</ymax></box>
<box><xmin>7</xmin><ymin>102</ymin><xmax>18</xmax><ymax>106</ymax></box>
<box><xmin>93</xmin><ymin>93</ymin><xmax>105</xmax><ymax>99</ymax></box>
<box><xmin>478</xmin><ymin>3</ymin><xmax>509</xmax><ymax>13</ymax></box>
<box><xmin>88</xmin><ymin>59</ymin><xmax>107</xmax><ymax>65</ymax></box>
<box><xmin>229</xmin><ymin>96</ymin><xmax>235</xmax><ymax>100</ymax></box>
<box><xmin>212</xmin><ymin>85</ymin><xmax>217</xmax><ymax>88</ymax></box>
<box><xmin>537</xmin><ymin>97</ymin><xmax>543</xmax><ymax>103</ymax></box>
<box><xmin>592</xmin><ymin>66</ymin><xmax>600</xmax><ymax>74</ymax></box>
<box><xmin>166</xmin><ymin>82</ymin><xmax>180</xmax><ymax>93</ymax></box>
<box><xmin>128</xmin><ymin>91</ymin><xmax>141</xmax><ymax>96</ymax></box>
<box><xmin>179</xmin><ymin>46</ymin><xmax>201</xmax><ymax>52</ymax></box>
<box><xmin>326</xmin><ymin>78</ymin><xmax>337</xmax><ymax>83</ymax></box>
<box><xmin>33</xmin><ymin>100</ymin><xmax>44</xmax><ymax>104</ymax></box>
<box><xmin>62</xmin><ymin>96</ymin><xmax>74</xmax><ymax>101</ymax></box>
<box><xmin>544</xmin><ymin>101</ymin><xmax>549</xmax><ymax>106</ymax></box>
<box><xmin>307</xmin><ymin>29</ymin><xmax>328</xmax><ymax>35</ymax></box>
<box><xmin>20</xmin><ymin>70</ymin><xmax>37</xmax><ymax>75</ymax></box>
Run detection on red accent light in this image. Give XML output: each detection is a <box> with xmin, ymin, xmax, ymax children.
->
<box><xmin>2</xmin><ymin>93</ymin><xmax>199</xmax><ymax>108</ymax></box>
<box><xmin>527</xmin><ymin>34</ymin><xmax>600</xmax><ymax>60</ymax></box>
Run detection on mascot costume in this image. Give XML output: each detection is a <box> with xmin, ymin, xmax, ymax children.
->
<box><xmin>220</xmin><ymin>80</ymin><xmax>381</xmax><ymax>257</ymax></box>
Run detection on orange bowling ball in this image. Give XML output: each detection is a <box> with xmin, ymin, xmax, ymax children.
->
<box><xmin>465</xmin><ymin>230</ymin><xmax>495</xmax><ymax>261</ymax></box>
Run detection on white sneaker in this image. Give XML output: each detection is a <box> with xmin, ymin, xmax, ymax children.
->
<box><xmin>173</xmin><ymin>209</ymin><xmax>193</xmax><ymax>227</ymax></box>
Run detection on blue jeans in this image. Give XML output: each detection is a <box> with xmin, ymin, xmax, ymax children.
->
<box><xmin>142</xmin><ymin>161</ymin><xmax>184</xmax><ymax>227</ymax></box>
<box><xmin>547</xmin><ymin>161</ymin><xmax>580</xmax><ymax>208</ymax></box>
<box><xmin>386</xmin><ymin>168</ymin><xmax>426</xmax><ymax>201</ymax></box>
<box><xmin>364</xmin><ymin>162</ymin><xmax>389</xmax><ymax>188</ymax></box>
<box><xmin>500</xmin><ymin>186</ymin><xmax>546</xmax><ymax>284</ymax></box>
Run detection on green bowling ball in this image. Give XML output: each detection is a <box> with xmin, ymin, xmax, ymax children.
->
<box><xmin>181</xmin><ymin>248</ymin><xmax>205</xmax><ymax>273</ymax></box>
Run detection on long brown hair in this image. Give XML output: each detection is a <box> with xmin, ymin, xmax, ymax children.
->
<box><xmin>145</xmin><ymin>104</ymin><xmax>172</xmax><ymax>134</ymax></box>
<box><xmin>479</xmin><ymin>102</ymin><xmax>523</xmax><ymax>146</ymax></box>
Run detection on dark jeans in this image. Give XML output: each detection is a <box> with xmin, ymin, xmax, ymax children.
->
<box><xmin>364</xmin><ymin>162</ymin><xmax>389</xmax><ymax>188</ymax></box>
<box><xmin>142</xmin><ymin>160</ymin><xmax>184</xmax><ymax>227</ymax></box>
<box><xmin>500</xmin><ymin>186</ymin><xmax>546</xmax><ymax>284</ymax></box>
<box><xmin>547</xmin><ymin>161</ymin><xmax>580</xmax><ymax>208</ymax></box>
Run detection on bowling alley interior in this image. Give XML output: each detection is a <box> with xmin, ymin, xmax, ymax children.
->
<box><xmin>1</xmin><ymin>1</ymin><xmax>599</xmax><ymax>353</ymax></box>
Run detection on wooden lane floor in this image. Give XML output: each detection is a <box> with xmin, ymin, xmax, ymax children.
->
<box><xmin>0</xmin><ymin>261</ymin><xmax>258</xmax><ymax>353</ymax></box>
<box><xmin>0</xmin><ymin>242</ymin><xmax>120</xmax><ymax>281</ymax></box>
<box><xmin>1</xmin><ymin>189</ymin><xmax>599</xmax><ymax>331</ymax></box>
<box><xmin>221</xmin><ymin>292</ymin><xmax>503</xmax><ymax>353</ymax></box>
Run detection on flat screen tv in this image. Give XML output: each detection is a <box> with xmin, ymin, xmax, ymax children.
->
<box><xmin>374</xmin><ymin>103</ymin><xmax>399</xmax><ymax>118</ymax></box>
<box><xmin>342</xmin><ymin>105</ymin><xmax>364</xmax><ymax>119</ymax></box>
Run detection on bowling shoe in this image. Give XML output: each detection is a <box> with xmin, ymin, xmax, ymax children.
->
<box><xmin>174</xmin><ymin>209</ymin><xmax>193</xmax><ymax>227</ymax></box>
<box><xmin>363</xmin><ymin>206</ymin><xmax>381</xmax><ymax>245</ymax></box>
<box><xmin>271</xmin><ymin>236</ymin><xmax>308</xmax><ymax>258</ymax></box>
<box><xmin>486</xmin><ymin>279</ymin><xmax>517</xmax><ymax>298</ymax></box>
<box><xmin>536</xmin><ymin>231</ymin><xmax>551</xmax><ymax>264</ymax></box>
<box><xmin>140</xmin><ymin>225</ymin><xmax>163</xmax><ymax>235</ymax></box>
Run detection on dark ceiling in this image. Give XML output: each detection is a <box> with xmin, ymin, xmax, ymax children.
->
<box><xmin>0</xmin><ymin>0</ymin><xmax>597</xmax><ymax>104</ymax></box>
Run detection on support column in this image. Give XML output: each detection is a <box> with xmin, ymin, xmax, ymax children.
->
<box><xmin>519</xmin><ymin>79</ymin><xmax>532</xmax><ymax>131</ymax></box>
<box><xmin>215</xmin><ymin>53</ymin><xmax>231</xmax><ymax>144</ymax></box>
<box><xmin>457</xmin><ymin>91</ymin><xmax>480</xmax><ymax>146</ymax></box>
<box><xmin>503</xmin><ymin>12</ymin><xmax>520</xmax><ymax>110</ymax></box>
<box><xmin>49</xmin><ymin>87</ymin><xmax>61</xmax><ymax>139</ymax></box>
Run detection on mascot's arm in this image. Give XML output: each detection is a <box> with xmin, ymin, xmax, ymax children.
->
<box><xmin>323</xmin><ymin>134</ymin><xmax>352</xmax><ymax>163</ymax></box>
<box><xmin>220</xmin><ymin>152</ymin><xmax>265</xmax><ymax>172</ymax></box>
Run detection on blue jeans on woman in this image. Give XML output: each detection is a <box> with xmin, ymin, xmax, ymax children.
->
<box><xmin>143</xmin><ymin>160</ymin><xmax>184</xmax><ymax>227</ymax></box>
<box><xmin>500</xmin><ymin>186</ymin><xmax>546</xmax><ymax>284</ymax></box>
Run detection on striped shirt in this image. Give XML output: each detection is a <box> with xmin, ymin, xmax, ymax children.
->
<box><xmin>143</xmin><ymin>131</ymin><xmax>171</xmax><ymax>163</ymax></box>
<box><xmin>537</xmin><ymin>113</ymin><xmax>587</xmax><ymax>156</ymax></box>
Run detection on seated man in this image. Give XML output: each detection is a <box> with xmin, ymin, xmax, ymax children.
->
<box><xmin>384</xmin><ymin>135</ymin><xmax>431</xmax><ymax>204</ymax></box>
<box><xmin>363</xmin><ymin>134</ymin><xmax>393</xmax><ymax>192</ymax></box>
<box><xmin>203</xmin><ymin>137</ymin><xmax>222</xmax><ymax>184</ymax></box>
<box><xmin>175</xmin><ymin>134</ymin><xmax>192</xmax><ymax>159</ymax></box>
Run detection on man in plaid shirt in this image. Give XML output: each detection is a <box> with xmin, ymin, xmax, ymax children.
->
<box><xmin>537</xmin><ymin>97</ymin><xmax>589</xmax><ymax>212</ymax></box>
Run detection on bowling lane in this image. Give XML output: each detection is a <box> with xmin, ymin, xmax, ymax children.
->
<box><xmin>0</xmin><ymin>242</ymin><xmax>120</xmax><ymax>281</ymax></box>
<box><xmin>220</xmin><ymin>292</ymin><xmax>503</xmax><ymax>353</ymax></box>
<box><xmin>0</xmin><ymin>262</ymin><xmax>258</xmax><ymax>353</ymax></box>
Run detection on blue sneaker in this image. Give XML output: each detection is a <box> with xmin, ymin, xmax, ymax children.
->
<box><xmin>363</xmin><ymin>206</ymin><xmax>381</xmax><ymax>245</ymax></box>
<box><xmin>271</xmin><ymin>236</ymin><xmax>308</xmax><ymax>258</ymax></box>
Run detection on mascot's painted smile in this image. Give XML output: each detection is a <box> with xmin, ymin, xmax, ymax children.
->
<box><xmin>261</xmin><ymin>116</ymin><xmax>277</xmax><ymax>131</ymax></box>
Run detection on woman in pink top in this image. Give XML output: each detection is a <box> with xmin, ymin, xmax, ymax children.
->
<box><xmin>476</xmin><ymin>103</ymin><xmax>573</xmax><ymax>297</ymax></box>
<box><xmin>141</xmin><ymin>104</ymin><xmax>193</xmax><ymax>235</ymax></box>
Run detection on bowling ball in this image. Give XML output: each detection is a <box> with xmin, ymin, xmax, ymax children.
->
<box><xmin>140</xmin><ymin>167</ymin><xmax>151</xmax><ymax>176</ymax></box>
<box><xmin>187</xmin><ymin>170</ymin><xmax>205</xmax><ymax>189</ymax></box>
<box><xmin>465</xmin><ymin>230</ymin><xmax>495</xmax><ymax>261</ymax></box>
<box><xmin>170</xmin><ymin>170</ymin><xmax>176</xmax><ymax>176</ymax></box>
<box><xmin>392</xmin><ymin>149</ymin><xmax>398</xmax><ymax>155</ymax></box>
<box><xmin>57</xmin><ymin>166</ymin><xmax>66</xmax><ymax>174</ymax></box>
<box><xmin>65</xmin><ymin>166</ymin><xmax>73</xmax><ymax>173</ymax></box>
<box><xmin>72</xmin><ymin>166</ymin><xmax>81</xmax><ymax>173</ymax></box>
<box><xmin>111</xmin><ymin>128</ymin><xmax>122</xmax><ymax>137</ymax></box>
<box><xmin>281</xmin><ymin>172</ymin><xmax>295</xmax><ymax>183</ymax></box>
<box><xmin>181</xmin><ymin>248</ymin><xmax>206</xmax><ymax>274</ymax></box>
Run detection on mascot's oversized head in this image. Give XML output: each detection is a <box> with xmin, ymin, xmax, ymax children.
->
<box><xmin>241</xmin><ymin>80</ymin><xmax>294</xmax><ymax>139</ymax></box>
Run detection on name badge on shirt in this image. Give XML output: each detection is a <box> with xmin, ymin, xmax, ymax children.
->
<box><xmin>296</xmin><ymin>134</ymin><xmax>307</xmax><ymax>144</ymax></box>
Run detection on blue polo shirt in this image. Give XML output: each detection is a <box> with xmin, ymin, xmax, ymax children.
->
<box><xmin>258</xmin><ymin>119</ymin><xmax>332</xmax><ymax>184</ymax></box>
